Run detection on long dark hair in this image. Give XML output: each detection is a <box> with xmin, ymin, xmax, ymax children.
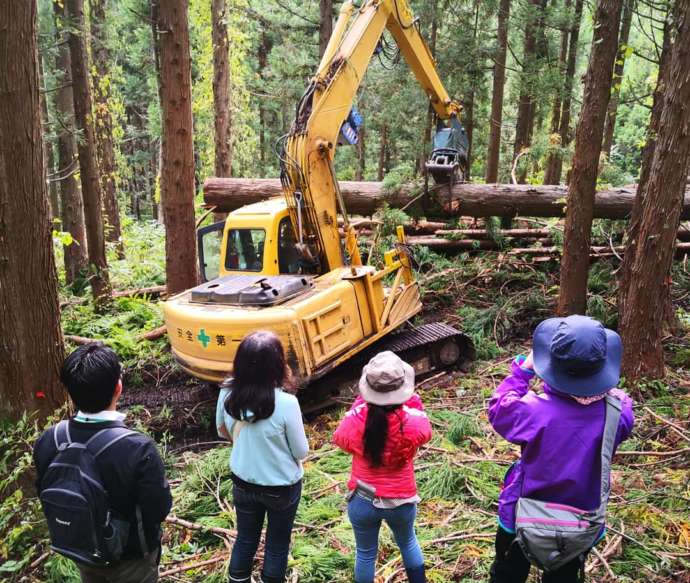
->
<box><xmin>363</xmin><ymin>403</ymin><xmax>402</xmax><ymax>466</ymax></box>
<box><xmin>224</xmin><ymin>331</ymin><xmax>288</xmax><ymax>421</ymax></box>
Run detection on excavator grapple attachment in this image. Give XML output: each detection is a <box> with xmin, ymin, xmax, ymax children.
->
<box><xmin>426</xmin><ymin>115</ymin><xmax>470</xmax><ymax>184</ymax></box>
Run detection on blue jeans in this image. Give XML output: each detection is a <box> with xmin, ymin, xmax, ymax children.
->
<box><xmin>347</xmin><ymin>494</ymin><xmax>424</xmax><ymax>583</ymax></box>
<box><xmin>229</xmin><ymin>479</ymin><xmax>302</xmax><ymax>583</ymax></box>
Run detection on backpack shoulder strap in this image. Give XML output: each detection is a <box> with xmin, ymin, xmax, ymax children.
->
<box><xmin>84</xmin><ymin>426</ymin><xmax>138</xmax><ymax>458</ymax></box>
<box><xmin>599</xmin><ymin>395</ymin><xmax>623</xmax><ymax>506</ymax></box>
<box><xmin>52</xmin><ymin>420</ymin><xmax>72</xmax><ymax>450</ymax></box>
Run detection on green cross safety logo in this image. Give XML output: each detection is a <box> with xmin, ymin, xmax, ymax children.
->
<box><xmin>197</xmin><ymin>329</ymin><xmax>211</xmax><ymax>348</ymax></box>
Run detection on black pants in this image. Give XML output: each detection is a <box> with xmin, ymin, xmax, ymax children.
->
<box><xmin>489</xmin><ymin>528</ymin><xmax>586</xmax><ymax>583</ymax></box>
<box><xmin>77</xmin><ymin>549</ymin><xmax>159</xmax><ymax>583</ymax></box>
<box><xmin>228</xmin><ymin>478</ymin><xmax>302</xmax><ymax>583</ymax></box>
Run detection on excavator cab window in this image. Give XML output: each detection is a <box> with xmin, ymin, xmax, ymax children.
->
<box><xmin>225</xmin><ymin>228</ymin><xmax>266</xmax><ymax>272</ymax></box>
<box><xmin>278</xmin><ymin>218</ymin><xmax>301</xmax><ymax>274</ymax></box>
<box><xmin>197</xmin><ymin>220</ymin><xmax>225</xmax><ymax>283</ymax></box>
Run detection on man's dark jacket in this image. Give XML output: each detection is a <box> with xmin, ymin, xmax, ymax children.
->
<box><xmin>34</xmin><ymin>418</ymin><xmax>173</xmax><ymax>559</ymax></box>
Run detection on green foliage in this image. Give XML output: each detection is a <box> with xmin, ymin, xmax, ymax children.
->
<box><xmin>0</xmin><ymin>411</ymin><xmax>66</xmax><ymax>577</ymax></box>
<box><xmin>447</xmin><ymin>413</ymin><xmax>483</xmax><ymax>445</ymax></box>
<box><xmin>290</xmin><ymin>541</ymin><xmax>353</xmax><ymax>581</ymax></box>
<box><xmin>382</xmin><ymin>163</ymin><xmax>418</xmax><ymax>194</ymax></box>
<box><xmin>107</xmin><ymin>217</ymin><xmax>166</xmax><ymax>289</ymax></box>
<box><xmin>43</xmin><ymin>554</ymin><xmax>81</xmax><ymax>583</ymax></box>
<box><xmin>374</xmin><ymin>204</ymin><xmax>411</xmax><ymax>238</ymax></box>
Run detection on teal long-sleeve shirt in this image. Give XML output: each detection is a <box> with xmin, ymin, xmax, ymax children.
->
<box><xmin>216</xmin><ymin>387</ymin><xmax>309</xmax><ymax>486</ymax></box>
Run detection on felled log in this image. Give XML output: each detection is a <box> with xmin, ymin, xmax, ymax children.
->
<box><xmin>406</xmin><ymin>238</ymin><xmax>690</xmax><ymax>257</ymax></box>
<box><xmin>203</xmin><ymin>177</ymin><xmax>690</xmax><ymax>220</ymax></box>
<box><xmin>405</xmin><ymin>237</ymin><xmax>500</xmax><ymax>251</ymax></box>
<box><xmin>434</xmin><ymin>228</ymin><xmax>554</xmax><ymax>239</ymax></box>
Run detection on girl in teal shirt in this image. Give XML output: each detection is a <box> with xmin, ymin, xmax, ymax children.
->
<box><xmin>216</xmin><ymin>331</ymin><xmax>308</xmax><ymax>583</ymax></box>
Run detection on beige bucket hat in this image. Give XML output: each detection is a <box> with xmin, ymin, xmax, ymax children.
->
<box><xmin>358</xmin><ymin>351</ymin><xmax>415</xmax><ymax>406</ymax></box>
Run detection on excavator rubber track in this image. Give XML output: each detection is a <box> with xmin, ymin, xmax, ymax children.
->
<box><xmin>299</xmin><ymin>322</ymin><xmax>475</xmax><ymax>415</ymax></box>
<box><xmin>378</xmin><ymin>321</ymin><xmax>475</xmax><ymax>375</ymax></box>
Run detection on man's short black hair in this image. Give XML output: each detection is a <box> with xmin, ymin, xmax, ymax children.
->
<box><xmin>61</xmin><ymin>343</ymin><xmax>122</xmax><ymax>413</ymax></box>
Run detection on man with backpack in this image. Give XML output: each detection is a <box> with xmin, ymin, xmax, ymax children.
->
<box><xmin>34</xmin><ymin>344</ymin><xmax>173</xmax><ymax>582</ymax></box>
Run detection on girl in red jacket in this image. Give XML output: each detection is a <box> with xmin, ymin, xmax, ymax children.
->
<box><xmin>333</xmin><ymin>351</ymin><xmax>432</xmax><ymax>583</ymax></box>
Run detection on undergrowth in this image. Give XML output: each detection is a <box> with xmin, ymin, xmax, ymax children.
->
<box><xmin>3</xmin><ymin>220</ymin><xmax>689</xmax><ymax>581</ymax></box>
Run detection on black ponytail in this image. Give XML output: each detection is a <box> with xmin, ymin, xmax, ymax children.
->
<box><xmin>363</xmin><ymin>403</ymin><xmax>401</xmax><ymax>466</ymax></box>
<box><xmin>224</xmin><ymin>330</ymin><xmax>289</xmax><ymax>421</ymax></box>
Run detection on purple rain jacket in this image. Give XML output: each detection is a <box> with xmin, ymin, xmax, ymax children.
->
<box><xmin>488</xmin><ymin>358</ymin><xmax>634</xmax><ymax>533</ymax></box>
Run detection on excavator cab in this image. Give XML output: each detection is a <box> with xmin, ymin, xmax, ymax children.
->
<box><xmin>426</xmin><ymin>115</ymin><xmax>469</xmax><ymax>184</ymax></box>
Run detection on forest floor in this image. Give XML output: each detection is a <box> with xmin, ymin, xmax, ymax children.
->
<box><xmin>2</xmin><ymin>220</ymin><xmax>690</xmax><ymax>582</ymax></box>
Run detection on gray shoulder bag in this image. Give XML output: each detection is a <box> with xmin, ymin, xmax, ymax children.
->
<box><xmin>515</xmin><ymin>394</ymin><xmax>622</xmax><ymax>572</ymax></box>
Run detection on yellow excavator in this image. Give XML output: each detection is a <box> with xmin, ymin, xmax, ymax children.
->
<box><xmin>163</xmin><ymin>0</ymin><xmax>473</xmax><ymax>387</ymax></box>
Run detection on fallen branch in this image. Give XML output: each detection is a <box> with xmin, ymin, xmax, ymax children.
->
<box><xmin>159</xmin><ymin>555</ymin><xmax>225</xmax><ymax>578</ymax></box>
<box><xmin>64</xmin><ymin>325</ymin><xmax>168</xmax><ymax>346</ymax></box>
<box><xmin>643</xmin><ymin>406</ymin><xmax>690</xmax><ymax>442</ymax></box>
<box><xmin>426</xmin><ymin>531</ymin><xmax>495</xmax><ymax>545</ymax></box>
<box><xmin>165</xmin><ymin>515</ymin><xmax>235</xmax><ymax>539</ymax></box>
<box><xmin>139</xmin><ymin>325</ymin><xmax>168</xmax><ymax>341</ymax></box>
<box><xmin>60</xmin><ymin>285</ymin><xmax>167</xmax><ymax>309</ymax></box>
<box><xmin>615</xmin><ymin>447</ymin><xmax>690</xmax><ymax>457</ymax></box>
<box><xmin>29</xmin><ymin>551</ymin><xmax>50</xmax><ymax>570</ymax></box>
<box><xmin>589</xmin><ymin>545</ymin><xmax>617</xmax><ymax>578</ymax></box>
<box><xmin>112</xmin><ymin>285</ymin><xmax>167</xmax><ymax>299</ymax></box>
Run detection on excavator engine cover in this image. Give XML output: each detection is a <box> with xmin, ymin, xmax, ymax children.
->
<box><xmin>190</xmin><ymin>275</ymin><xmax>314</xmax><ymax>307</ymax></box>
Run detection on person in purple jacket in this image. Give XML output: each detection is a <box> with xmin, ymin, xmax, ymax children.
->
<box><xmin>487</xmin><ymin>315</ymin><xmax>634</xmax><ymax>583</ymax></box>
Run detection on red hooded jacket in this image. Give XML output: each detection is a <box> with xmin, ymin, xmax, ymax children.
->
<box><xmin>332</xmin><ymin>394</ymin><xmax>432</xmax><ymax>499</ymax></box>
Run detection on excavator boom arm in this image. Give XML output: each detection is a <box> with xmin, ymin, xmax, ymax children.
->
<box><xmin>281</xmin><ymin>0</ymin><xmax>459</xmax><ymax>272</ymax></box>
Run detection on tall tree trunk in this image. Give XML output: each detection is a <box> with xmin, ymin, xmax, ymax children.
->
<box><xmin>602</xmin><ymin>0</ymin><xmax>634</xmax><ymax>157</ymax></box>
<box><xmin>39</xmin><ymin>58</ymin><xmax>60</xmax><ymax>220</ymax></box>
<box><xmin>618</xmin><ymin>17</ymin><xmax>672</xmax><ymax>320</ymax></box>
<box><xmin>53</xmin><ymin>0</ymin><xmax>88</xmax><ymax>284</ymax></box>
<box><xmin>464</xmin><ymin>91</ymin><xmax>474</xmax><ymax>181</ymax></box>
<box><xmin>89</xmin><ymin>0</ymin><xmax>124</xmax><ymax>259</ymax></box>
<box><xmin>485</xmin><ymin>0</ymin><xmax>510</xmax><ymax>183</ymax></box>
<box><xmin>557</xmin><ymin>0</ymin><xmax>624</xmax><ymax>315</ymax></box>
<box><xmin>542</xmin><ymin>0</ymin><xmax>570</xmax><ymax>185</ymax></box>
<box><xmin>319</xmin><ymin>0</ymin><xmax>333</xmax><ymax>58</ymax></box>
<box><xmin>212</xmin><ymin>0</ymin><xmax>232</xmax><ymax>223</ymax></box>
<box><xmin>89</xmin><ymin>0</ymin><xmax>122</xmax><ymax>249</ymax></box>
<box><xmin>512</xmin><ymin>0</ymin><xmax>546</xmax><ymax>184</ymax></box>
<box><xmin>155</xmin><ymin>0</ymin><xmax>198</xmax><ymax>294</ymax></box>
<box><xmin>619</xmin><ymin>3</ymin><xmax>690</xmax><ymax>380</ymax></box>
<box><xmin>257</xmin><ymin>30</ymin><xmax>271</xmax><ymax>176</ymax></box>
<box><xmin>377</xmin><ymin>123</ymin><xmax>388</xmax><ymax>181</ymax></box>
<box><xmin>543</xmin><ymin>0</ymin><xmax>584</xmax><ymax>184</ymax></box>
<box><xmin>0</xmin><ymin>0</ymin><xmax>65</xmax><ymax>419</ymax></box>
<box><xmin>212</xmin><ymin>0</ymin><xmax>232</xmax><ymax>178</ymax></box>
<box><xmin>464</xmin><ymin>0</ymin><xmax>481</xmax><ymax>180</ymax></box>
<box><xmin>356</xmin><ymin>96</ymin><xmax>366</xmax><ymax>181</ymax></box>
<box><xmin>66</xmin><ymin>0</ymin><xmax>112</xmax><ymax>308</ymax></box>
<box><xmin>150</xmin><ymin>0</ymin><xmax>164</xmax><ymax>225</ymax></box>
<box><xmin>420</xmin><ymin>0</ymin><xmax>438</xmax><ymax>176</ymax></box>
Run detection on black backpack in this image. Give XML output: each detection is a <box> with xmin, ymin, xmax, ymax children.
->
<box><xmin>39</xmin><ymin>420</ymin><xmax>145</xmax><ymax>566</ymax></box>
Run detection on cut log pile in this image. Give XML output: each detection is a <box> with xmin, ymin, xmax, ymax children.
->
<box><xmin>204</xmin><ymin>177</ymin><xmax>690</xmax><ymax>220</ymax></box>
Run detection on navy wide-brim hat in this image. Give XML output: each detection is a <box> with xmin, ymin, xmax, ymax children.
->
<box><xmin>532</xmin><ymin>315</ymin><xmax>622</xmax><ymax>397</ymax></box>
